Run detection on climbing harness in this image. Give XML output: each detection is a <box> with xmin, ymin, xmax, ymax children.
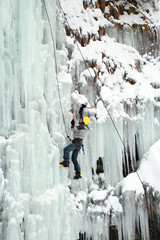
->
<box><xmin>73</xmin><ymin>139</ymin><xmax>84</xmax><ymax>154</ymax></box>
<box><xmin>72</xmin><ymin>138</ymin><xmax>83</xmax><ymax>152</ymax></box>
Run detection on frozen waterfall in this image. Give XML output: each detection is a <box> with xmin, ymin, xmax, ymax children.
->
<box><xmin>1</xmin><ymin>0</ymin><xmax>160</xmax><ymax>240</ymax></box>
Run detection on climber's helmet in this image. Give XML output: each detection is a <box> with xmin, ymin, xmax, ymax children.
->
<box><xmin>79</xmin><ymin>116</ymin><xmax>90</xmax><ymax>125</ymax></box>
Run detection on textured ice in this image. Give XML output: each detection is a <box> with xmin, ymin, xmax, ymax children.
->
<box><xmin>0</xmin><ymin>0</ymin><xmax>160</xmax><ymax>240</ymax></box>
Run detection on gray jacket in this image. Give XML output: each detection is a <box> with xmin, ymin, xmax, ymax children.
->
<box><xmin>72</xmin><ymin>124</ymin><xmax>88</xmax><ymax>140</ymax></box>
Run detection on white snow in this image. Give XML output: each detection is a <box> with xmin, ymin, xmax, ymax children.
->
<box><xmin>138</xmin><ymin>139</ymin><xmax>160</xmax><ymax>192</ymax></box>
<box><xmin>119</xmin><ymin>12</ymin><xmax>146</xmax><ymax>25</ymax></box>
<box><xmin>88</xmin><ymin>189</ymin><xmax>107</xmax><ymax>201</ymax></box>
<box><xmin>121</xmin><ymin>172</ymin><xmax>144</xmax><ymax>196</ymax></box>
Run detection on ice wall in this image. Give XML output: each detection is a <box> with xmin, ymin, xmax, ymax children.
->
<box><xmin>58</xmin><ymin>0</ymin><xmax>160</xmax><ymax>239</ymax></box>
<box><xmin>107</xmin><ymin>25</ymin><xmax>159</xmax><ymax>57</ymax></box>
<box><xmin>0</xmin><ymin>0</ymin><xmax>75</xmax><ymax>240</ymax></box>
<box><xmin>1</xmin><ymin>0</ymin><xmax>160</xmax><ymax>240</ymax></box>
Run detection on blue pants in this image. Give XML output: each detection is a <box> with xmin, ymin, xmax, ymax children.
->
<box><xmin>63</xmin><ymin>141</ymin><xmax>82</xmax><ymax>174</ymax></box>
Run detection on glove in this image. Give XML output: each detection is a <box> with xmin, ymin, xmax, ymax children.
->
<box><xmin>81</xmin><ymin>104</ymin><xmax>86</xmax><ymax>109</ymax></box>
<box><xmin>71</xmin><ymin>119</ymin><xmax>75</xmax><ymax>128</ymax></box>
<box><xmin>79</xmin><ymin>104</ymin><xmax>86</xmax><ymax>114</ymax></box>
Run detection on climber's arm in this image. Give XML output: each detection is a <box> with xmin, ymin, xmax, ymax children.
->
<box><xmin>79</xmin><ymin>104</ymin><xmax>86</xmax><ymax>119</ymax></box>
<box><xmin>71</xmin><ymin>119</ymin><xmax>75</xmax><ymax>130</ymax></box>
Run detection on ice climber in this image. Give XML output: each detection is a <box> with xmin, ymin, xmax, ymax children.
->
<box><xmin>59</xmin><ymin>104</ymin><xmax>90</xmax><ymax>180</ymax></box>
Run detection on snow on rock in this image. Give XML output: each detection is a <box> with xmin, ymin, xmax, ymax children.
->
<box><xmin>88</xmin><ymin>189</ymin><xmax>108</xmax><ymax>201</ymax></box>
<box><xmin>138</xmin><ymin>138</ymin><xmax>160</xmax><ymax>192</ymax></box>
<box><xmin>121</xmin><ymin>172</ymin><xmax>144</xmax><ymax>196</ymax></box>
<box><xmin>106</xmin><ymin>195</ymin><xmax>123</xmax><ymax>213</ymax></box>
<box><xmin>119</xmin><ymin>12</ymin><xmax>146</xmax><ymax>26</ymax></box>
<box><xmin>0</xmin><ymin>0</ymin><xmax>160</xmax><ymax>240</ymax></box>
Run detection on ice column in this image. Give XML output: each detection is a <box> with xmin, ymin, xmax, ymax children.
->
<box><xmin>0</xmin><ymin>0</ymin><xmax>74</xmax><ymax>240</ymax></box>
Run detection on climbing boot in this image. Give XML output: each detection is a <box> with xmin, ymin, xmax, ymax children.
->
<box><xmin>59</xmin><ymin>161</ymin><xmax>70</xmax><ymax>168</ymax></box>
<box><xmin>73</xmin><ymin>173</ymin><xmax>82</xmax><ymax>180</ymax></box>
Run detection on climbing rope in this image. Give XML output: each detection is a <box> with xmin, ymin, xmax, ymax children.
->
<box><xmin>56</xmin><ymin>0</ymin><xmax>152</xmax><ymax>223</ymax></box>
<box><xmin>57</xmin><ymin>0</ymin><xmax>147</xmax><ymax>181</ymax></box>
<box><xmin>42</xmin><ymin>0</ymin><xmax>71</xmax><ymax>141</ymax></box>
<box><xmin>100</xmin><ymin>98</ymin><xmax>126</xmax><ymax>150</ymax></box>
<box><xmin>57</xmin><ymin>0</ymin><xmax>131</xmax><ymax>155</ymax></box>
<box><xmin>56</xmin><ymin>0</ymin><xmax>149</xmax><ymax>191</ymax></box>
<box><xmin>42</xmin><ymin>0</ymin><xmax>151</xmax><ymax>218</ymax></box>
<box><xmin>136</xmin><ymin>170</ymin><xmax>145</xmax><ymax>187</ymax></box>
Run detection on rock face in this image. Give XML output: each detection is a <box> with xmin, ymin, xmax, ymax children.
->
<box><xmin>64</xmin><ymin>0</ymin><xmax>160</xmax><ymax>56</ymax></box>
<box><xmin>103</xmin><ymin>0</ymin><xmax>159</xmax><ymax>57</ymax></box>
<box><xmin>81</xmin><ymin>0</ymin><xmax>160</xmax><ymax>56</ymax></box>
<box><xmin>0</xmin><ymin>0</ymin><xmax>160</xmax><ymax>240</ymax></box>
